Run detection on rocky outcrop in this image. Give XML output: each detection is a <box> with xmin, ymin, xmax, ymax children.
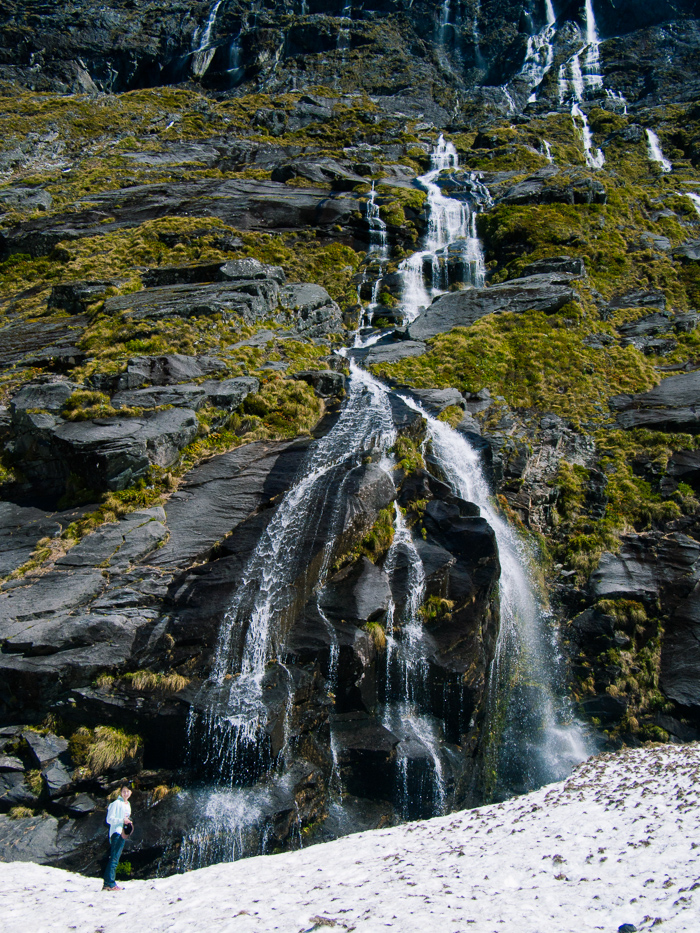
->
<box><xmin>0</xmin><ymin>179</ymin><xmax>362</xmax><ymax>259</ymax></box>
<box><xmin>407</xmin><ymin>273</ymin><xmax>578</xmax><ymax>341</ymax></box>
<box><xmin>499</xmin><ymin>167</ymin><xmax>607</xmax><ymax>206</ymax></box>
<box><xmin>611</xmin><ymin>371</ymin><xmax>700</xmax><ymax>432</ymax></box>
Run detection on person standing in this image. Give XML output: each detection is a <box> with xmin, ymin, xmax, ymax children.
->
<box><xmin>103</xmin><ymin>785</ymin><xmax>133</xmax><ymax>891</ymax></box>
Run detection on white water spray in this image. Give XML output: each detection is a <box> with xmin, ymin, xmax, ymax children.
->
<box><xmin>381</xmin><ymin>505</ymin><xmax>447</xmax><ymax>816</ymax></box>
<box><xmin>684</xmin><ymin>192</ymin><xmax>700</xmax><ymax>217</ymax></box>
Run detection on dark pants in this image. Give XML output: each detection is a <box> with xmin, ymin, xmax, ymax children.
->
<box><xmin>104</xmin><ymin>832</ymin><xmax>125</xmax><ymax>888</ymax></box>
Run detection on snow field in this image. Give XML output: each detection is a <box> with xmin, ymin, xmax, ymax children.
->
<box><xmin>1</xmin><ymin>744</ymin><xmax>699</xmax><ymax>933</ymax></box>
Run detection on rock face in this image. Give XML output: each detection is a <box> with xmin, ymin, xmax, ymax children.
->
<box><xmin>407</xmin><ymin>273</ymin><xmax>578</xmax><ymax>340</ymax></box>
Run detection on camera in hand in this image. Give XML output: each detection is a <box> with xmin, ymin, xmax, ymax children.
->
<box><xmin>122</xmin><ymin>822</ymin><xmax>133</xmax><ymax>837</ymax></box>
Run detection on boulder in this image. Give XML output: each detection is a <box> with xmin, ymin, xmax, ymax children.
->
<box><xmin>320</xmin><ymin>557</ymin><xmax>392</xmax><ymax>624</ymax></box>
<box><xmin>111</xmin><ymin>384</ymin><xmax>208</xmax><ymax>411</ymax></box>
<box><xmin>142</xmin><ymin>257</ymin><xmax>285</xmax><ymax>289</ymax></box>
<box><xmin>23</xmin><ymin>732</ymin><xmax>69</xmax><ymax>769</ymax></box>
<box><xmin>271</xmin><ymin>158</ymin><xmax>367</xmax><ymax>190</ymax></box>
<box><xmin>51</xmin><ymin>408</ymin><xmax>199</xmax><ymax>492</ymax></box>
<box><xmin>361</xmin><ymin>340</ymin><xmax>428</xmax><ymax>365</ymax></box>
<box><xmin>48</xmin><ymin>281</ymin><xmax>122</xmax><ymax>314</ymax></box>
<box><xmin>10</xmin><ymin>380</ymin><xmax>77</xmax><ymax>417</ymax></box>
<box><xmin>407</xmin><ymin>273</ymin><xmax>577</xmax><ymax>340</ymax></box>
<box><xmin>589</xmin><ymin>533</ymin><xmax>700</xmax><ymax>601</ymax></box>
<box><xmin>402</xmin><ymin>387</ymin><xmax>465</xmax><ymax>415</ymax></box>
<box><xmin>200</xmin><ymin>376</ymin><xmax>260</xmax><ymax>409</ymax></box>
<box><xmin>0</xmin><ymin>501</ymin><xmax>90</xmax><ymax>577</ymax></box>
<box><xmin>499</xmin><ymin>167</ymin><xmax>606</xmax><ymax>206</ymax></box>
<box><xmin>292</xmin><ymin>370</ymin><xmax>346</xmax><ymax>398</ymax></box>
<box><xmin>520</xmin><ymin>256</ymin><xmax>586</xmax><ymax>277</ymax></box>
<box><xmin>279</xmin><ymin>284</ymin><xmax>344</xmax><ymax>337</ymax></box>
<box><xmin>102</xmin><ymin>279</ymin><xmax>281</xmax><ymax>324</ymax></box>
<box><xmin>0</xmin><ymin>186</ymin><xmax>52</xmax><ymax>212</ymax></box>
<box><xmin>673</xmin><ymin>238</ymin><xmax>700</xmax><ymax>262</ymax></box>
<box><xmin>607</xmin><ymin>289</ymin><xmax>666</xmax><ymax>311</ymax></box>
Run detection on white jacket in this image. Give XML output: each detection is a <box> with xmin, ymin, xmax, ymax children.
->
<box><xmin>106</xmin><ymin>797</ymin><xmax>131</xmax><ymax>836</ymax></box>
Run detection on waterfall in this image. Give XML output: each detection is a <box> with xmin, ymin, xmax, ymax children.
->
<box><xmin>646</xmin><ymin>129</ymin><xmax>672</xmax><ymax>173</ymax></box>
<box><xmin>398</xmin><ymin>400</ymin><xmax>594</xmax><ymax>799</ymax></box>
<box><xmin>191</xmin><ymin>0</ymin><xmax>224</xmax><ymax>77</ymax></box>
<box><xmin>366</xmin><ymin>181</ymin><xmax>389</xmax><ymax>261</ymax></box>
<box><xmin>400</xmin><ymin>135</ymin><xmax>488</xmax><ymax>324</ymax></box>
<box><xmin>605</xmin><ymin>88</ymin><xmax>628</xmax><ymax>114</ymax></box>
<box><xmin>381</xmin><ymin>505</ymin><xmax>447</xmax><ymax>818</ymax></box>
<box><xmin>542</xmin><ymin>140</ymin><xmax>554</xmax><ymax>163</ymax></box>
<box><xmin>572</xmin><ymin>102</ymin><xmax>605</xmax><ymax>169</ymax></box>
<box><xmin>337</xmin><ymin>1</ymin><xmax>352</xmax><ymax>52</ymax></box>
<box><xmin>685</xmin><ymin>192</ymin><xmax>700</xmax><ymax>217</ymax></box>
<box><xmin>558</xmin><ymin>0</ymin><xmax>603</xmax><ymax>106</ymax></box>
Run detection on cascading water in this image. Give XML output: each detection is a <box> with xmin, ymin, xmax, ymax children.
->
<box><xmin>397</xmin><ymin>402</ymin><xmax>594</xmax><ymax>799</ymax></box>
<box><xmin>180</xmin><ymin>123</ymin><xmax>595</xmax><ymax>871</ymax></box>
<box><xmin>401</xmin><ymin>135</ymin><xmax>488</xmax><ymax>323</ymax></box>
<box><xmin>355</xmin><ymin>181</ymin><xmax>389</xmax><ymax>335</ymax></box>
<box><xmin>380</xmin><ymin>505</ymin><xmax>447</xmax><ymax>818</ymax></box>
<box><xmin>191</xmin><ymin>0</ymin><xmax>224</xmax><ymax>77</ymax></box>
<box><xmin>646</xmin><ymin>129</ymin><xmax>673</xmax><ymax>173</ymax></box>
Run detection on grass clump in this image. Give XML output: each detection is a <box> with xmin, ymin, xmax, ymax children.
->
<box><xmin>393</xmin><ymin>436</ymin><xmax>425</xmax><ymax>473</ymax></box>
<box><xmin>7</xmin><ymin>806</ymin><xmax>37</xmax><ymax>819</ymax></box>
<box><xmin>25</xmin><ymin>770</ymin><xmax>43</xmax><ymax>796</ymax></box>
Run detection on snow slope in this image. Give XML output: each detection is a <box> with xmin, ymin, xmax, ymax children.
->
<box><xmin>2</xmin><ymin>745</ymin><xmax>699</xmax><ymax>933</ymax></box>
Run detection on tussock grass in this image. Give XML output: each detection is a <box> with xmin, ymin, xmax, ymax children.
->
<box><xmin>126</xmin><ymin>671</ymin><xmax>190</xmax><ymax>693</ymax></box>
<box><xmin>8</xmin><ymin>806</ymin><xmax>37</xmax><ymax>819</ymax></box>
<box><xmin>364</xmin><ymin>621</ymin><xmax>387</xmax><ymax>651</ymax></box>
<box><xmin>74</xmin><ymin>726</ymin><xmax>142</xmax><ymax>776</ymax></box>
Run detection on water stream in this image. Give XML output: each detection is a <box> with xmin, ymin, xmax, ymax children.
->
<box><xmin>380</xmin><ymin>505</ymin><xmax>447</xmax><ymax>818</ymax></box>
<box><xmin>646</xmin><ymin>129</ymin><xmax>673</xmax><ymax>173</ymax></box>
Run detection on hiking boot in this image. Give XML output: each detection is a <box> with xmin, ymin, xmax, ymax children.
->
<box><xmin>102</xmin><ymin>884</ymin><xmax>123</xmax><ymax>891</ymax></box>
